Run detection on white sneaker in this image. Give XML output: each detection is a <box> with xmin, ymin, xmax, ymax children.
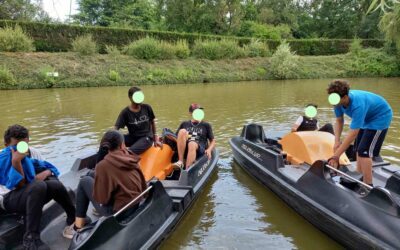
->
<box><xmin>173</xmin><ymin>160</ymin><xmax>184</xmax><ymax>169</ymax></box>
<box><xmin>63</xmin><ymin>224</ymin><xmax>78</xmax><ymax>239</ymax></box>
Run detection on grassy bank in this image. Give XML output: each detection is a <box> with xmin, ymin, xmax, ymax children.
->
<box><xmin>0</xmin><ymin>49</ymin><xmax>399</xmax><ymax>90</ymax></box>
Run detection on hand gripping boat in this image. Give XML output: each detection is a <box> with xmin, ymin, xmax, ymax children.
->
<box><xmin>229</xmin><ymin>123</ymin><xmax>400</xmax><ymax>249</ymax></box>
<box><xmin>0</xmin><ymin>130</ymin><xmax>219</xmax><ymax>249</ymax></box>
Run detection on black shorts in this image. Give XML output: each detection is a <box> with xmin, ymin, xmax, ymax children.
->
<box><xmin>184</xmin><ymin>141</ymin><xmax>206</xmax><ymax>159</ymax></box>
<box><xmin>125</xmin><ymin>135</ymin><xmax>153</xmax><ymax>155</ymax></box>
<box><xmin>355</xmin><ymin>129</ymin><xmax>388</xmax><ymax>158</ymax></box>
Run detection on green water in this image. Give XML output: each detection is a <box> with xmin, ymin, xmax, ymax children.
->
<box><xmin>0</xmin><ymin>78</ymin><xmax>398</xmax><ymax>249</ymax></box>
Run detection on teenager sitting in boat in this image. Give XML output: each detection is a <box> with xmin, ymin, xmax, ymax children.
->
<box><xmin>0</xmin><ymin>124</ymin><xmax>75</xmax><ymax>250</ymax></box>
<box><xmin>97</xmin><ymin>86</ymin><xmax>161</xmax><ymax>163</ymax></box>
<box><xmin>63</xmin><ymin>130</ymin><xmax>147</xmax><ymax>239</ymax></box>
<box><xmin>173</xmin><ymin>104</ymin><xmax>216</xmax><ymax>169</ymax></box>
<box><xmin>327</xmin><ymin>80</ymin><xmax>393</xmax><ymax>187</ymax></box>
<box><xmin>291</xmin><ymin>104</ymin><xmax>334</xmax><ymax>134</ymax></box>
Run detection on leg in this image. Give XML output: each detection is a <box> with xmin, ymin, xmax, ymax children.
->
<box><xmin>319</xmin><ymin>123</ymin><xmax>334</xmax><ymax>135</ymax></box>
<box><xmin>44</xmin><ymin>177</ymin><xmax>76</xmax><ymax>225</ymax></box>
<box><xmin>177</xmin><ymin>129</ymin><xmax>188</xmax><ymax>162</ymax></box>
<box><xmin>186</xmin><ymin>141</ymin><xmax>199</xmax><ymax>168</ymax></box>
<box><xmin>129</xmin><ymin>136</ymin><xmax>153</xmax><ymax>155</ymax></box>
<box><xmin>356</xmin><ymin>129</ymin><xmax>388</xmax><ymax>185</ymax></box>
<box><xmin>4</xmin><ymin>181</ymin><xmax>48</xmax><ymax>237</ymax></box>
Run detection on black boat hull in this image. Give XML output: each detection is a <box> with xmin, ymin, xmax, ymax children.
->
<box><xmin>230</xmin><ymin>124</ymin><xmax>400</xmax><ymax>249</ymax></box>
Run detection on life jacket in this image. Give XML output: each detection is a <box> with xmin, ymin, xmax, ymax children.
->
<box><xmin>297</xmin><ymin>116</ymin><xmax>318</xmax><ymax>131</ymax></box>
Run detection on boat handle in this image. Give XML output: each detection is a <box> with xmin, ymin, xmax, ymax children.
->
<box><xmin>325</xmin><ymin>164</ymin><xmax>373</xmax><ymax>190</ymax></box>
<box><xmin>113</xmin><ymin>186</ymin><xmax>153</xmax><ymax>217</ymax></box>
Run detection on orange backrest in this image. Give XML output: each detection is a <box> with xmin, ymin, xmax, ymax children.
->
<box><xmin>139</xmin><ymin>145</ymin><xmax>174</xmax><ymax>181</ymax></box>
<box><xmin>279</xmin><ymin>131</ymin><xmax>350</xmax><ymax>165</ymax></box>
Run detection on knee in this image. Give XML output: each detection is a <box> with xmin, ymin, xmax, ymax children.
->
<box><xmin>188</xmin><ymin>142</ymin><xmax>198</xmax><ymax>152</ymax></box>
<box><xmin>178</xmin><ymin>129</ymin><xmax>188</xmax><ymax>137</ymax></box>
<box><xmin>78</xmin><ymin>176</ymin><xmax>93</xmax><ymax>190</ymax></box>
<box><xmin>28</xmin><ymin>181</ymin><xmax>47</xmax><ymax>195</ymax></box>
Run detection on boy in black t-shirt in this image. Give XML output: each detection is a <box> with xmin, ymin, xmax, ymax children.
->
<box><xmin>97</xmin><ymin>87</ymin><xmax>161</xmax><ymax>162</ymax></box>
<box><xmin>174</xmin><ymin>104</ymin><xmax>216</xmax><ymax>169</ymax></box>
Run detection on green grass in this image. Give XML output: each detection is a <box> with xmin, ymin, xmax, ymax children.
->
<box><xmin>0</xmin><ymin>50</ymin><xmax>398</xmax><ymax>89</ymax></box>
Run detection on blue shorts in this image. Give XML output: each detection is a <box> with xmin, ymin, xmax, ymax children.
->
<box><xmin>185</xmin><ymin>141</ymin><xmax>206</xmax><ymax>159</ymax></box>
<box><xmin>355</xmin><ymin>129</ymin><xmax>388</xmax><ymax>158</ymax></box>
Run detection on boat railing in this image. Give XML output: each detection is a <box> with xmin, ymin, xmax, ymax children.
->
<box><xmin>326</xmin><ymin>164</ymin><xmax>372</xmax><ymax>190</ymax></box>
<box><xmin>113</xmin><ymin>186</ymin><xmax>153</xmax><ymax>217</ymax></box>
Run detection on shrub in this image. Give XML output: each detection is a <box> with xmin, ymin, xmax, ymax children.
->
<box><xmin>192</xmin><ymin>39</ymin><xmax>247</xmax><ymax>60</ymax></box>
<box><xmin>72</xmin><ymin>34</ymin><xmax>98</xmax><ymax>55</ymax></box>
<box><xmin>0</xmin><ymin>25</ymin><xmax>34</xmax><ymax>52</ymax></box>
<box><xmin>0</xmin><ymin>66</ymin><xmax>16</xmax><ymax>88</ymax></box>
<box><xmin>174</xmin><ymin>39</ymin><xmax>190</xmax><ymax>59</ymax></box>
<box><xmin>109</xmin><ymin>70</ymin><xmax>120</xmax><ymax>81</ymax></box>
<box><xmin>349</xmin><ymin>38</ymin><xmax>363</xmax><ymax>56</ymax></box>
<box><xmin>105</xmin><ymin>45</ymin><xmax>121</xmax><ymax>57</ymax></box>
<box><xmin>245</xmin><ymin>39</ymin><xmax>270</xmax><ymax>57</ymax></box>
<box><xmin>237</xmin><ymin>21</ymin><xmax>292</xmax><ymax>40</ymax></box>
<box><xmin>38</xmin><ymin>65</ymin><xmax>57</xmax><ymax>88</ymax></box>
<box><xmin>269</xmin><ymin>41</ymin><xmax>299</xmax><ymax>79</ymax></box>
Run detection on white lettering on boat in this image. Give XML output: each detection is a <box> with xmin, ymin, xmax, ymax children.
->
<box><xmin>241</xmin><ymin>144</ymin><xmax>261</xmax><ymax>160</ymax></box>
<box><xmin>198</xmin><ymin>160</ymin><xmax>210</xmax><ymax>177</ymax></box>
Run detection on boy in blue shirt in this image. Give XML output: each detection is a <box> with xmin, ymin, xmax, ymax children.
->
<box><xmin>327</xmin><ymin>80</ymin><xmax>393</xmax><ymax>187</ymax></box>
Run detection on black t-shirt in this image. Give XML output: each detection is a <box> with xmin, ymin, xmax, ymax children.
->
<box><xmin>177</xmin><ymin>121</ymin><xmax>214</xmax><ymax>148</ymax></box>
<box><xmin>115</xmin><ymin>104</ymin><xmax>155</xmax><ymax>138</ymax></box>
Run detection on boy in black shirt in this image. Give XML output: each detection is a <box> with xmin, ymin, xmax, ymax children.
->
<box><xmin>114</xmin><ymin>86</ymin><xmax>161</xmax><ymax>154</ymax></box>
<box><xmin>174</xmin><ymin>104</ymin><xmax>216</xmax><ymax>169</ymax></box>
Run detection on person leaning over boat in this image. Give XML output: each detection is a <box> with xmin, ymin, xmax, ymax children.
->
<box><xmin>97</xmin><ymin>86</ymin><xmax>161</xmax><ymax>163</ymax></box>
<box><xmin>0</xmin><ymin>124</ymin><xmax>76</xmax><ymax>250</ymax></box>
<box><xmin>327</xmin><ymin>80</ymin><xmax>393</xmax><ymax>186</ymax></box>
<box><xmin>291</xmin><ymin>103</ymin><xmax>334</xmax><ymax>134</ymax></box>
<box><xmin>173</xmin><ymin>104</ymin><xmax>216</xmax><ymax>169</ymax></box>
<box><xmin>63</xmin><ymin>130</ymin><xmax>147</xmax><ymax>239</ymax></box>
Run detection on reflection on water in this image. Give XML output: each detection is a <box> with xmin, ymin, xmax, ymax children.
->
<box><xmin>0</xmin><ymin>78</ymin><xmax>398</xmax><ymax>249</ymax></box>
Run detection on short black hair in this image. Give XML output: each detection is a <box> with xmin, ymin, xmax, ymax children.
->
<box><xmin>4</xmin><ymin>124</ymin><xmax>29</xmax><ymax>144</ymax></box>
<box><xmin>128</xmin><ymin>86</ymin><xmax>141</xmax><ymax>100</ymax></box>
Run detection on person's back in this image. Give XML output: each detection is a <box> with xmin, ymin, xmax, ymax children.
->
<box><xmin>94</xmin><ymin>148</ymin><xmax>147</xmax><ymax>211</ymax></box>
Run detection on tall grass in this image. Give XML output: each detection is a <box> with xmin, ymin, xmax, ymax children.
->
<box><xmin>124</xmin><ymin>37</ymin><xmax>190</xmax><ymax>60</ymax></box>
<box><xmin>192</xmin><ymin>39</ymin><xmax>247</xmax><ymax>60</ymax></box>
<box><xmin>72</xmin><ymin>34</ymin><xmax>98</xmax><ymax>56</ymax></box>
<box><xmin>0</xmin><ymin>65</ymin><xmax>16</xmax><ymax>88</ymax></box>
<box><xmin>0</xmin><ymin>25</ymin><xmax>34</xmax><ymax>52</ymax></box>
<box><xmin>245</xmin><ymin>39</ymin><xmax>270</xmax><ymax>57</ymax></box>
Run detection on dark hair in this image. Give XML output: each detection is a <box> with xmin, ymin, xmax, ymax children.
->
<box><xmin>4</xmin><ymin>124</ymin><xmax>29</xmax><ymax>144</ymax></box>
<box><xmin>327</xmin><ymin>79</ymin><xmax>350</xmax><ymax>97</ymax></box>
<box><xmin>306</xmin><ymin>103</ymin><xmax>318</xmax><ymax>108</ymax></box>
<box><xmin>128</xmin><ymin>86</ymin><xmax>141</xmax><ymax>100</ymax></box>
<box><xmin>100</xmin><ymin>130</ymin><xmax>124</xmax><ymax>153</ymax></box>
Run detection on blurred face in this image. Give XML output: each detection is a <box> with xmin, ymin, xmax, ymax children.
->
<box><xmin>7</xmin><ymin>137</ymin><xmax>29</xmax><ymax>147</ymax></box>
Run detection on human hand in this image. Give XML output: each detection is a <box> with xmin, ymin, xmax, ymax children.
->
<box><xmin>328</xmin><ymin>156</ymin><xmax>339</xmax><ymax>169</ymax></box>
<box><xmin>36</xmin><ymin>170</ymin><xmax>52</xmax><ymax>181</ymax></box>
<box><xmin>205</xmin><ymin>149</ymin><xmax>212</xmax><ymax>159</ymax></box>
<box><xmin>334</xmin><ymin>141</ymin><xmax>341</xmax><ymax>152</ymax></box>
<box><xmin>11</xmin><ymin>148</ymin><xmax>27</xmax><ymax>165</ymax></box>
<box><xmin>154</xmin><ymin>136</ymin><xmax>163</xmax><ymax>148</ymax></box>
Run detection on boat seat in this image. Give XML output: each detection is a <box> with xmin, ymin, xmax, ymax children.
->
<box><xmin>242</xmin><ymin>124</ymin><xmax>266</xmax><ymax>144</ymax></box>
<box><xmin>279</xmin><ymin>131</ymin><xmax>350</xmax><ymax>166</ymax></box>
<box><xmin>139</xmin><ymin>145</ymin><xmax>175</xmax><ymax>181</ymax></box>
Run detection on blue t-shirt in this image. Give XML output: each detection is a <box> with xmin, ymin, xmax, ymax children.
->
<box><xmin>334</xmin><ymin>90</ymin><xmax>392</xmax><ymax>130</ymax></box>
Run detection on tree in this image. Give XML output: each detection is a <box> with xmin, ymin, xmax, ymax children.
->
<box><xmin>0</xmin><ymin>0</ymin><xmax>50</xmax><ymax>21</ymax></box>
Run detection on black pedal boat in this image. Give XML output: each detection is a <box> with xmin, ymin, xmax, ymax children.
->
<box><xmin>0</xmin><ymin>146</ymin><xmax>218</xmax><ymax>249</ymax></box>
<box><xmin>229</xmin><ymin>123</ymin><xmax>400</xmax><ymax>249</ymax></box>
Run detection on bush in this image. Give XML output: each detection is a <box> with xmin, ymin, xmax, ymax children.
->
<box><xmin>192</xmin><ymin>39</ymin><xmax>247</xmax><ymax>60</ymax></box>
<box><xmin>237</xmin><ymin>21</ymin><xmax>292</xmax><ymax>40</ymax></box>
<box><xmin>269</xmin><ymin>41</ymin><xmax>299</xmax><ymax>79</ymax></box>
<box><xmin>105</xmin><ymin>45</ymin><xmax>121</xmax><ymax>57</ymax></box>
<box><xmin>72</xmin><ymin>34</ymin><xmax>98</xmax><ymax>56</ymax></box>
<box><xmin>245</xmin><ymin>39</ymin><xmax>270</xmax><ymax>57</ymax></box>
<box><xmin>0</xmin><ymin>25</ymin><xmax>34</xmax><ymax>52</ymax></box>
<box><xmin>109</xmin><ymin>70</ymin><xmax>120</xmax><ymax>81</ymax></box>
<box><xmin>38</xmin><ymin>65</ymin><xmax>57</xmax><ymax>88</ymax></box>
<box><xmin>0</xmin><ymin>66</ymin><xmax>16</xmax><ymax>88</ymax></box>
<box><xmin>174</xmin><ymin>39</ymin><xmax>190</xmax><ymax>59</ymax></box>
<box><xmin>347</xmin><ymin>48</ymin><xmax>400</xmax><ymax>77</ymax></box>
<box><xmin>349</xmin><ymin>38</ymin><xmax>363</xmax><ymax>56</ymax></box>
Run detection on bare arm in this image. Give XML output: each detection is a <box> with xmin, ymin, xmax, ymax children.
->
<box><xmin>334</xmin><ymin>117</ymin><xmax>344</xmax><ymax>150</ymax></box>
<box><xmin>205</xmin><ymin>139</ymin><xmax>216</xmax><ymax>159</ymax></box>
<box><xmin>11</xmin><ymin>149</ymin><xmax>27</xmax><ymax>188</ymax></box>
<box><xmin>334</xmin><ymin>129</ymin><xmax>359</xmax><ymax>158</ymax></box>
<box><xmin>291</xmin><ymin>124</ymin><xmax>299</xmax><ymax>132</ymax></box>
